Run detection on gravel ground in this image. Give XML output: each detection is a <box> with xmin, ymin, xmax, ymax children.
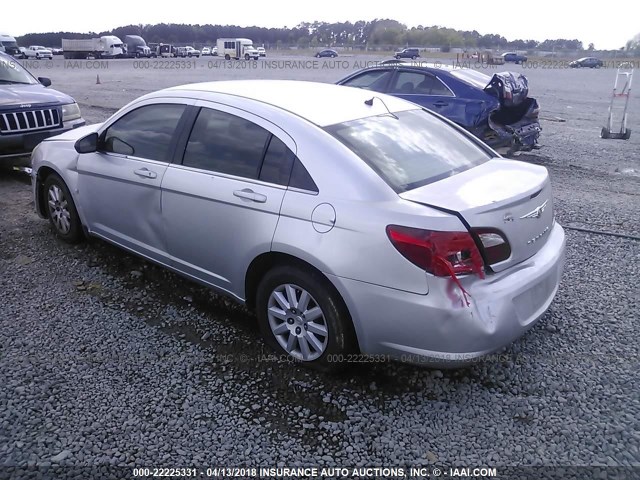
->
<box><xmin>1</xmin><ymin>56</ymin><xmax>639</xmax><ymax>479</ymax></box>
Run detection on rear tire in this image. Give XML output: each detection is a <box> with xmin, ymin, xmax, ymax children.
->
<box><xmin>600</xmin><ymin>127</ymin><xmax>610</xmax><ymax>139</ymax></box>
<box><xmin>43</xmin><ymin>174</ymin><xmax>83</xmax><ymax>243</ymax></box>
<box><xmin>622</xmin><ymin>128</ymin><xmax>631</xmax><ymax>140</ymax></box>
<box><xmin>256</xmin><ymin>265</ymin><xmax>356</xmax><ymax>372</ymax></box>
<box><xmin>225</xmin><ymin>54</ymin><xmax>230</xmax><ymax>60</ymax></box>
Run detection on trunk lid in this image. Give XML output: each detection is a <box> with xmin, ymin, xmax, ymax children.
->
<box><xmin>484</xmin><ymin>72</ymin><xmax>530</xmax><ymax>107</ymax></box>
<box><xmin>399</xmin><ymin>159</ymin><xmax>554</xmax><ymax>272</ymax></box>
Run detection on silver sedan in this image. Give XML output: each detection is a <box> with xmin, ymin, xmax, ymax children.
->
<box><xmin>31</xmin><ymin>80</ymin><xmax>565</xmax><ymax>371</ymax></box>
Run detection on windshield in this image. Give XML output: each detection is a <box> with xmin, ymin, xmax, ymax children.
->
<box><xmin>0</xmin><ymin>55</ymin><xmax>38</xmax><ymax>84</ymax></box>
<box><xmin>1</xmin><ymin>41</ymin><xmax>18</xmax><ymax>47</ymax></box>
<box><xmin>449</xmin><ymin>68</ymin><xmax>492</xmax><ymax>89</ymax></box>
<box><xmin>326</xmin><ymin>109</ymin><xmax>491</xmax><ymax>192</ymax></box>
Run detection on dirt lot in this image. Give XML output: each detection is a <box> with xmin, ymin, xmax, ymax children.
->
<box><xmin>1</xmin><ymin>55</ymin><xmax>639</xmax><ymax>477</ymax></box>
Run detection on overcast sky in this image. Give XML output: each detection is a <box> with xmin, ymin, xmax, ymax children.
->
<box><xmin>6</xmin><ymin>0</ymin><xmax>637</xmax><ymax>50</ymax></box>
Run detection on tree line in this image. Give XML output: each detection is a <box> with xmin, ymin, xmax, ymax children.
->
<box><xmin>14</xmin><ymin>19</ymin><xmax>628</xmax><ymax>52</ymax></box>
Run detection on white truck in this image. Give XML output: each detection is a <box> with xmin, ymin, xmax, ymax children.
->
<box><xmin>61</xmin><ymin>36</ymin><xmax>124</xmax><ymax>59</ymax></box>
<box><xmin>23</xmin><ymin>46</ymin><xmax>53</xmax><ymax>60</ymax></box>
<box><xmin>217</xmin><ymin>38</ymin><xmax>259</xmax><ymax>60</ymax></box>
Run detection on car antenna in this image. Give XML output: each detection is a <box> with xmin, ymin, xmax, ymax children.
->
<box><xmin>364</xmin><ymin>96</ymin><xmax>398</xmax><ymax>119</ymax></box>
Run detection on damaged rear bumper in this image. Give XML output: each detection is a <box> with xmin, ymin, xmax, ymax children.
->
<box><xmin>327</xmin><ymin>223</ymin><xmax>565</xmax><ymax>368</ymax></box>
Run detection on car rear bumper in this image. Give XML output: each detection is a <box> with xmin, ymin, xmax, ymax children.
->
<box><xmin>0</xmin><ymin>118</ymin><xmax>86</xmax><ymax>162</ymax></box>
<box><xmin>329</xmin><ymin>222</ymin><xmax>565</xmax><ymax>367</ymax></box>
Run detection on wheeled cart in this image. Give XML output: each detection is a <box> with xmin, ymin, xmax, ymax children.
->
<box><xmin>601</xmin><ymin>63</ymin><xmax>633</xmax><ymax>140</ymax></box>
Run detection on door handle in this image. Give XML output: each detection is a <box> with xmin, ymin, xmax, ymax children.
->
<box><xmin>134</xmin><ymin>168</ymin><xmax>157</xmax><ymax>179</ymax></box>
<box><xmin>433</xmin><ymin>101</ymin><xmax>449</xmax><ymax>107</ymax></box>
<box><xmin>233</xmin><ymin>188</ymin><xmax>267</xmax><ymax>203</ymax></box>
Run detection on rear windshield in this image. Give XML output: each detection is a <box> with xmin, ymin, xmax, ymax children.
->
<box><xmin>449</xmin><ymin>68</ymin><xmax>491</xmax><ymax>89</ymax></box>
<box><xmin>326</xmin><ymin>109</ymin><xmax>491</xmax><ymax>192</ymax></box>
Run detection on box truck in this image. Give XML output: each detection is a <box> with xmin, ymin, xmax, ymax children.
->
<box><xmin>61</xmin><ymin>36</ymin><xmax>124</xmax><ymax>59</ymax></box>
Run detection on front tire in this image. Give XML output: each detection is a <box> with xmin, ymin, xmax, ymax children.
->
<box><xmin>43</xmin><ymin>174</ymin><xmax>82</xmax><ymax>243</ymax></box>
<box><xmin>256</xmin><ymin>265</ymin><xmax>356</xmax><ymax>372</ymax></box>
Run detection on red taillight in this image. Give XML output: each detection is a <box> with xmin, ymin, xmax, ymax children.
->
<box><xmin>386</xmin><ymin>225</ymin><xmax>485</xmax><ymax>278</ymax></box>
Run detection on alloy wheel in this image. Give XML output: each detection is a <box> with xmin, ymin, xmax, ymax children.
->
<box><xmin>47</xmin><ymin>184</ymin><xmax>71</xmax><ymax>234</ymax></box>
<box><xmin>267</xmin><ymin>283</ymin><xmax>329</xmax><ymax>361</ymax></box>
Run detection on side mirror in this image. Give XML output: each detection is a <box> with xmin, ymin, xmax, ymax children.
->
<box><xmin>38</xmin><ymin>77</ymin><xmax>52</xmax><ymax>87</ymax></box>
<box><xmin>74</xmin><ymin>132</ymin><xmax>98</xmax><ymax>153</ymax></box>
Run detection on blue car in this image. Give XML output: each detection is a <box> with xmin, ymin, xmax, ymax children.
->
<box><xmin>502</xmin><ymin>52</ymin><xmax>528</xmax><ymax>64</ymax></box>
<box><xmin>337</xmin><ymin>63</ymin><xmax>541</xmax><ymax>154</ymax></box>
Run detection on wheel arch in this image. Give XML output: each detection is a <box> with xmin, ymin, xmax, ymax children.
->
<box><xmin>35</xmin><ymin>166</ymin><xmax>60</xmax><ymax>218</ymax></box>
<box><xmin>35</xmin><ymin>166</ymin><xmax>86</xmax><ymax>230</ymax></box>
<box><xmin>245</xmin><ymin>252</ymin><xmax>324</xmax><ymax>310</ymax></box>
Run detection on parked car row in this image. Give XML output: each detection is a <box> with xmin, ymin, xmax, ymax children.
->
<box><xmin>201</xmin><ymin>46</ymin><xmax>218</xmax><ymax>56</ymax></box>
<box><xmin>175</xmin><ymin>46</ymin><xmax>201</xmax><ymax>58</ymax></box>
<box><xmin>12</xmin><ymin>45</ymin><xmax>54</xmax><ymax>60</ymax></box>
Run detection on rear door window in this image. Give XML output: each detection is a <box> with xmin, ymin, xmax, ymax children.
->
<box><xmin>259</xmin><ymin>135</ymin><xmax>295</xmax><ymax>186</ymax></box>
<box><xmin>182</xmin><ymin>107</ymin><xmax>271</xmax><ymax>179</ymax></box>
<box><xmin>390</xmin><ymin>71</ymin><xmax>453</xmax><ymax>96</ymax></box>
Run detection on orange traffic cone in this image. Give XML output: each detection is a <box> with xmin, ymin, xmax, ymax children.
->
<box><xmin>96</xmin><ymin>74</ymin><xmax>101</xmax><ymax>85</ymax></box>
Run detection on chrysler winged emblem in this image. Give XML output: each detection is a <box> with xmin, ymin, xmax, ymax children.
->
<box><xmin>520</xmin><ymin>200</ymin><xmax>548</xmax><ymax>220</ymax></box>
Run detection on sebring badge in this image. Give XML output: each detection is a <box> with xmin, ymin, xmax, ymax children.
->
<box><xmin>520</xmin><ymin>200</ymin><xmax>548</xmax><ymax>220</ymax></box>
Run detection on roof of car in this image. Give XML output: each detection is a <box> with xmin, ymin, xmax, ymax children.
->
<box><xmin>165</xmin><ymin>80</ymin><xmax>417</xmax><ymax>127</ymax></box>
